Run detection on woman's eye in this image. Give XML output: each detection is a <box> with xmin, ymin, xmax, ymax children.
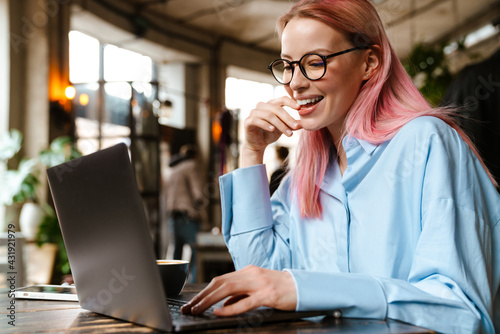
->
<box><xmin>306</xmin><ymin>61</ymin><xmax>324</xmax><ymax>69</ymax></box>
<box><xmin>310</xmin><ymin>60</ymin><xmax>324</xmax><ymax>67</ymax></box>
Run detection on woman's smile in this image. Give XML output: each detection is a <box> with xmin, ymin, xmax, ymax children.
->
<box><xmin>297</xmin><ymin>96</ymin><xmax>324</xmax><ymax>116</ymax></box>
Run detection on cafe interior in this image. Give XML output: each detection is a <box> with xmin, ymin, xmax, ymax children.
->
<box><xmin>1</xmin><ymin>0</ymin><xmax>499</xmax><ymax>289</ymax></box>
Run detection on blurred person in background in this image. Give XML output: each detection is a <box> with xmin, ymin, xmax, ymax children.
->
<box><xmin>269</xmin><ymin>146</ymin><xmax>289</xmax><ymax>196</ymax></box>
<box><xmin>164</xmin><ymin>144</ymin><xmax>206</xmax><ymax>283</ymax></box>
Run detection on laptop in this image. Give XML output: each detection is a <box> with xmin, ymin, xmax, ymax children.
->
<box><xmin>46</xmin><ymin>143</ymin><xmax>332</xmax><ymax>332</ymax></box>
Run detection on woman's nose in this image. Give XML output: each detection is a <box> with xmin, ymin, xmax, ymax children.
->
<box><xmin>288</xmin><ymin>64</ymin><xmax>309</xmax><ymax>90</ymax></box>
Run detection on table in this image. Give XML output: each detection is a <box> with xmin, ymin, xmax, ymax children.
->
<box><xmin>0</xmin><ymin>284</ymin><xmax>434</xmax><ymax>333</ymax></box>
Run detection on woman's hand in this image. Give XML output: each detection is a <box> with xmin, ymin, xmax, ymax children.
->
<box><xmin>181</xmin><ymin>265</ymin><xmax>297</xmax><ymax>317</ymax></box>
<box><xmin>241</xmin><ymin>97</ymin><xmax>302</xmax><ymax>167</ymax></box>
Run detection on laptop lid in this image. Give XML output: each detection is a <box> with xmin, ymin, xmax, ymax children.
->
<box><xmin>47</xmin><ymin>143</ymin><xmax>173</xmax><ymax>332</ymax></box>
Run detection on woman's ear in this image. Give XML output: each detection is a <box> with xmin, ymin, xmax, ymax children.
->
<box><xmin>363</xmin><ymin>45</ymin><xmax>381</xmax><ymax>80</ymax></box>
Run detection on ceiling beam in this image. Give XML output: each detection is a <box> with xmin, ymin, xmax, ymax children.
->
<box><xmin>435</xmin><ymin>1</ymin><xmax>500</xmax><ymax>44</ymax></box>
<box><xmin>72</xmin><ymin>0</ymin><xmax>278</xmax><ymax>73</ymax></box>
<box><xmin>176</xmin><ymin>0</ymin><xmax>254</xmax><ymax>24</ymax></box>
<box><xmin>386</xmin><ymin>0</ymin><xmax>450</xmax><ymax>28</ymax></box>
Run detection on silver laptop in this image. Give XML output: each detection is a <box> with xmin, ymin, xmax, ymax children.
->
<box><xmin>46</xmin><ymin>143</ymin><xmax>331</xmax><ymax>332</ymax></box>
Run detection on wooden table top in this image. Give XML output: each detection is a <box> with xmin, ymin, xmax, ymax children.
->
<box><xmin>1</xmin><ymin>284</ymin><xmax>434</xmax><ymax>333</ymax></box>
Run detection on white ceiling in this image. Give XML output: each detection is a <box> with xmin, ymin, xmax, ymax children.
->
<box><xmin>72</xmin><ymin>0</ymin><xmax>500</xmax><ymax>65</ymax></box>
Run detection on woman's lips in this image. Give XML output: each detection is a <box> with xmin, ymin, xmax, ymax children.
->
<box><xmin>297</xmin><ymin>99</ymin><xmax>322</xmax><ymax>116</ymax></box>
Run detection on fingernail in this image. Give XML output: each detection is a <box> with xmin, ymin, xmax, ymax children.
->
<box><xmin>286</xmin><ymin>130</ymin><xmax>292</xmax><ymax>136</ymax></box>
<box><xmin>293</xmin><ymin>122</ymin><xmax>299</xmax><ymax>128</ymax></box>
<box><xmin>269</xmin><ymin>125</ymin><xmax>275</xmax><ymax>130</ymax></box>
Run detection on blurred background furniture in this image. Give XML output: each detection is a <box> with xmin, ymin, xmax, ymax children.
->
<box><xmin>195</xmin><ymin>232</ymin><xmax>234</xmax><ymax>283</ymax></box>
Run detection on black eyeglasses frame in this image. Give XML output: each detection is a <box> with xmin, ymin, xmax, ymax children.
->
<box><xmin>267</xmin><ymin>46</ymin><xmax>368</xmax><ymax>85</ymax></box>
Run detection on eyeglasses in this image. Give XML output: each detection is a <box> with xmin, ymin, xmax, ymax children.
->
<box><xmin>267</xmin><ymin>46</ymin><xmax>366</xmax><ymax>85</ymax></box>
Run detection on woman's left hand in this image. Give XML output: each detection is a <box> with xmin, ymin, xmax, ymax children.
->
<box><xmin>181</xmin><ymin>265</ymin><xmax>297</xmax><ymax>316</ymax></box>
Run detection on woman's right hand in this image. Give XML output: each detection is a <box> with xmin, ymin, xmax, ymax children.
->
<box><xmin>241</xmin><ymin>96</ymin><xmax>302</xmax><ymax>167</ymax></box>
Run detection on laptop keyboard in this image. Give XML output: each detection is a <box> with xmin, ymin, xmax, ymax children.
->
<box><xmin>167</xmin><ymin>298</ymin><xmax>218</xmax><ymax>320</ymax></box>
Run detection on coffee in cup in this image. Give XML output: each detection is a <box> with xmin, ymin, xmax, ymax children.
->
<box><xmin>156</xmin><ymin>260</ymin><xmax>189</xmax><ymax>296</ymax></box>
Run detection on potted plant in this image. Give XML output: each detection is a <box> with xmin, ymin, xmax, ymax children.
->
<box><xmin>36</xmin><ymin>136</ymin><xmax>82</xmax><ymax>278</ymax></box>
<box><xmin>0</xmin><ymin>129</ymin><xmax>42</xmax><ymax>235</ymax></box>
<box><xmin>403</xmin><ymin>42</ymin><xmax>454</xmax><ymax>106</ymax></box>
<box><xmin>1</xmin><ymin>129</ymin><xmax>81</xmax><ymax>279</ymax></box>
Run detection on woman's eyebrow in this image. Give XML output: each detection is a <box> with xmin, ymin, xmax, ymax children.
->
<box><xmin>280</xmin><ymin>48</ymin><xmax>336</xmax><ymax>59</ymax></box>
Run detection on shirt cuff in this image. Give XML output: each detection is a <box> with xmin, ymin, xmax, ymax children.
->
<box><xmin>219</xmin><ymin>165</ymin><xmax>273</xmax><ymax>239</ymax></box>
<box><xmin>286</xmin><ymin>269</ymin><xmax>387</xmax><ymax>319</ymax></box>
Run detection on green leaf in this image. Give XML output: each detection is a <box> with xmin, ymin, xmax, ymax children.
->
<box><xmin>0</xmin><ymin>158</ymin><xmax>40</xmax><ymax>205</ymax></box>
<box><xmin>0</xmin><ymin>129</ymin><xmax>22</xmax><ymax>161</ymax></box>
<box><xmin>403</xmin><ymin>42</ymin><xmax>454</xmax><ymax>106</ymax></box>
<box><xmin>35</xmin><ymin>205</ymin><xmax>71</xmax><ymax>275</ymax></box>
<box><xmin>39</xmin><ymin>136</ymin><xmax>82</xmax><ymax>168</ymax></box>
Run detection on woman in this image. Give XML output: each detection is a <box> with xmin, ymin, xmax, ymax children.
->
<box><xmin>182</xmin><ymin>0</ymin><xmax>500</xmax><ymax>332</ymax></box>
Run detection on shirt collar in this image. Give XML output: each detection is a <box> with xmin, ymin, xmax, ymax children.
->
<box><xmin>342</xmin><ymin>135</ymin><xmax>379</xmax><ymax>156</ymax></box>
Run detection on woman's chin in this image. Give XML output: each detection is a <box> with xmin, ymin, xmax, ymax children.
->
<box><xmin>298</xmin><ymin>119</ymin><xmax>322</xmax><ymax>132</ymax></box>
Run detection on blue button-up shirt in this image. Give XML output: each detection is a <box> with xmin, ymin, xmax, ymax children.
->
<box><xmin>219</xmin><ymin>116</ymin><xmax>500</xmax><ymax>333</ymax></box>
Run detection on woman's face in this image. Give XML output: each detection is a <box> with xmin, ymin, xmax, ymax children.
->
<box><xmin>281</xmin><ymin>17</ymin><xmax>368</xmax><ymax>139</ymax></box>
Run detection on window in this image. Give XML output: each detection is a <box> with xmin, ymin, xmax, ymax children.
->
<box><xmin>225</xmin><ymin>77</ymin><xmax>299</xmax><ymax>175</ymax></box>
<box><xmin>68</xmin><ymin>30</ymin><xmax>157</xmax><ymax>155</ymax></box>
<box><xmin>69</xmin><ymin>30</ymin><xmax>161</xmax><ymax>255</ymax></box>
<box><xmin>104</xmin><ymin>45</ymin><xmax>152</xmax><ymax>82</ymax></box>
<box><xmin>69</xmin><ymin>31</ymin><xmax>99</xmax><ymax>84</ymax></box>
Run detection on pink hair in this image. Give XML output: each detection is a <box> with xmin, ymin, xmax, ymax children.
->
<box><xmin>278</xmin><ymin>0</ymin><xmax>497</xmax><ymax>218</ymax></box>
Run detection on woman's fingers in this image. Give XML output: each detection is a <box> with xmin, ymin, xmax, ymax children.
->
<box><xmin>181</xmin><ymin>272</ymin><xmax>243</xmax><ymax>314</ymax></box>
<box><xmin>244</xmin><ymin>116</ymin><xmax>280</xmax><ymax>136</ymax></box>
<box><xmin>181</xmin><ymin>266</ymin><xmax>297</xmax><ymax>317</ymax></box>
<box><xmin>186</xmin><ymin>282</ymin><xmax>258</xmax><ymax>316</ymax></box>
<box><xmin>240</xmin><ymin>97</ymin><xmax>302</xmax><ymax>167</ymax></box>
<box><xmin>223</xmin><ymin>294</ymin><xmax>249</xmax><ymax>307</ymax></box>
<box><xmin>272</xmin><ymin>95</ymin><xmax>300</xmax><ymax>112</ymax></box>
<box><xmin>243</xmin><ymin>97</ymin><xmax>302</xmax><ymax>154</ymax></box>
<box><xmin>253</xmin><ymin>99</ymin><xmax>301</xmax><ymax>134</ymax></box>
<box><xmin>213</xmin><ymin>294</ymin><xmax>262</xmax><ymax>317</ymax></box>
